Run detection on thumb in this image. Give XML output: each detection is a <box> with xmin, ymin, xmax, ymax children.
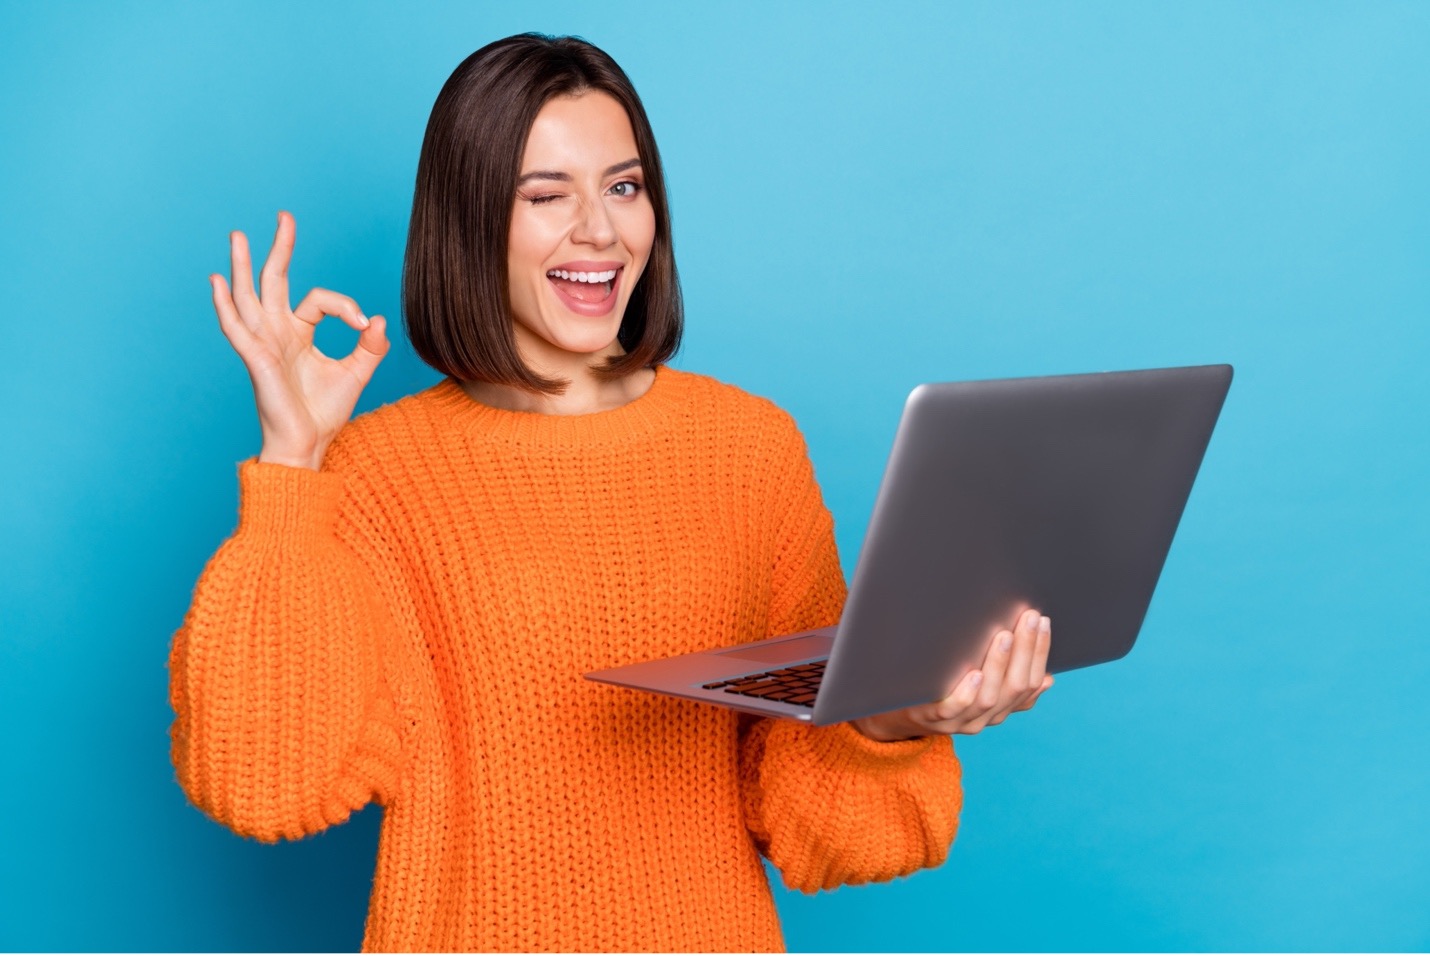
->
<box><xmin>341</xmin><ymin>313</ymin><xmax>390</xmax><ymax>386</ymax></box>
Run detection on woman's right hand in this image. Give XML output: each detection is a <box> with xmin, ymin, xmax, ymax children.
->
<box><xmin>211</xmin><ymin>210</ymin><xmax>390</xmax><ymax>471</ymax></box>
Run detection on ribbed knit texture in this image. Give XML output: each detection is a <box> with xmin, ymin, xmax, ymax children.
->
<box><xmin>168</xmin><ymin>365</ymin><xmax>963</xmax><ymax>953</ymax></box>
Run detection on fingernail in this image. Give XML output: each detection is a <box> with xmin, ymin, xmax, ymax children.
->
<box><xmin>970</xmin><ymin>671</ymin><xmax>983</xmax><ymax>687</ymax></box>
<box><xmin>1000</xmin><ymin>632</ymin><xmax>1013</xmax><ymax>651</ymax></box>
<box><xmin>358</xmin><ymin>313</ymin><xmax>370</xmax><ymax>327</ymax></box>
<box><xmin>1040</xmin><ymin>616</ymin><xmax>1051</xmax><ymax>634</ymax></box>
<box><xmin>1025</xmin><ymin>609</ymin><xmax>1040</xmax><ymax>627</ymax></box>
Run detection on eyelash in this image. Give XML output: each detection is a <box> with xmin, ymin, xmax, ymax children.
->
<box><xmin>526</xmin><ymin>179</ymin><xmax>644</xmax><ymax>205</ymax></box>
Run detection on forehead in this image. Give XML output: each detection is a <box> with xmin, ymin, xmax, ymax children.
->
<box><xmin>521</xmin><ymin>91</ymin><xmax>639</xmax><ymax>171</ymax></box>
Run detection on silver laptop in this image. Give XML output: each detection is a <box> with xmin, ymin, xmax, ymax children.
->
<box><xmin>585</xmin><ymin>364</ymin><xmax>1233</xmax><ymax>726</ymax></box>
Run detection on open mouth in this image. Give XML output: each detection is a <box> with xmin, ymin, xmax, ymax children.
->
<box><xmin>545</xmin><ymin>267</ymin><xmax>619</xmax><ymax>307</ymax></box>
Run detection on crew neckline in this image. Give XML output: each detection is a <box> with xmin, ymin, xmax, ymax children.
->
<box><xmin>422</xmin><ymin>364</ymin><xmax>688</xmax><ymax>447</ymax></box>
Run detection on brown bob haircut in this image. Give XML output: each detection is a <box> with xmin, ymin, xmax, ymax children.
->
<box><xmin>403</xmin><ymin>33</ymin><xmax>682</xmax><ymax>394</ymax></box>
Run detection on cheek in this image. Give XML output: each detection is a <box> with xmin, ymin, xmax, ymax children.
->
<box><xmin>622</xmin><ymin>204</ymin><xmax>657</xmax><ymax>265</ymax></box>
<box><xmin>506</xmin><ymin>230</ymin><xmax>543</xmax><ymax>315</ymax></box>
<box><xmin>508</xmin><ymin>208</ymin><xmax>563</xmax><ymax>271</ymax></box>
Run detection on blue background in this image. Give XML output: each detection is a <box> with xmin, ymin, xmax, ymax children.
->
<box><xmin>1</xmin><ymin>1</ymin><xmax>1426</xmax><ymax>951</ymax></box>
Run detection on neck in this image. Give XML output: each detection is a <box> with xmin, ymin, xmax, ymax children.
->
<box><xmin>459</xmin><ymin>330</ymin><xmax>656</xmax><ymax>415</ymax></box>
<box><xmin>460</xmin><ymin>365</ymin><xmax>656</xmax><ymax>416</ymax></box>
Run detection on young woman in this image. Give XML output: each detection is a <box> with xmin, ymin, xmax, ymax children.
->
<box><xmin>169</xmin><ymin>33</ymin><xmax>1053</xmax><ymax>953</ymax></box>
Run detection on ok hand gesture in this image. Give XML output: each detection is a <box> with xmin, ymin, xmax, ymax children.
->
<box><xmin>211</xmin><ymin>211</ymin><xmax>389</xmax><ymax>471</ymax></box>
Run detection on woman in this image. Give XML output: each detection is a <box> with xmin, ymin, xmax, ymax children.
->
<box><xmin>169</xmin><ymin>33</ymin><xmax>1053</xmax><ymax>952</ymax></box>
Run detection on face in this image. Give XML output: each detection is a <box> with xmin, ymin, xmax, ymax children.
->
<box><xmin>507</xmin><ymin>91</ymin><xmax>656</xmax><ymax>372</ymax></box>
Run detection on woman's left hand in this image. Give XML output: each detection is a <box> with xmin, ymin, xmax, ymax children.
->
<box><xmin>851</xmin><ymin>608</ymin><xmax>1054</xmax><ymax>741</ymax></box>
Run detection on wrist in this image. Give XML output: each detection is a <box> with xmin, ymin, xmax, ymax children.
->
<box><xmin>258</xmin><ymin>446</ymin><xmax>325</xmax><ymax>471</ymax></box>
<box><xmin>852</xmin><ymin>714</ymin><xmax>922</xmax><ymax>743</ymax></box>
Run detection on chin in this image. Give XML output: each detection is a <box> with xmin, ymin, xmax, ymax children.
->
<box><xmin>523</xmin><ymin>320</ymin><xmax>619</xmax><ymax>360</ymax></box>
<box><xmin>552</xmin><ymin>328</ymin><xmax>622</xmax><ymax>356</ymax></box>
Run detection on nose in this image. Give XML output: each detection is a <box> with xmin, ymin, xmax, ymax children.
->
<box><xmin>571</xmin><ymin>193</ymin><xmax>617</xmax><ymax>248</ymax></box>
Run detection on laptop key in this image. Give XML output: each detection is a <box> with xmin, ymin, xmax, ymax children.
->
<box><xmin>734</xmin><ymin>681</ymin><xmax>782</xmax><ymax>694</ymax></box>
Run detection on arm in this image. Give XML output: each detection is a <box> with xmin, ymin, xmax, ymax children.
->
<box><xmin>738</xmin><ymin>416</ymin><xmax>963</xmax><ymax>893</ymax></box>
<box><xmin>172</xmin><ymin>211</ymin><xmax>403</xmax><ymax>842</ymax></box>
<box><xmin>167</xmin><ymin>454</ymin><xmax>407</xmax><ymax>843</ymax></box>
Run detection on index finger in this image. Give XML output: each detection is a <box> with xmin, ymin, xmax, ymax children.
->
<box><xmin>259</xmin><ymin>210</ymin><xmax>295</xmax><ymax>311</ymax></box>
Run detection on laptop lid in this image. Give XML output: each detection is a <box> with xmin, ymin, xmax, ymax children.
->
<box><xmin>810</xmin><ymin>363</ymin><xmax>1232</xmax><ymax>725</ymax></box>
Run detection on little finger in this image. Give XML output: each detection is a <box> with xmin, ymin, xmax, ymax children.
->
<box><xmin>229</xmin><ymin>230</ymin><xmax>259</xmax><ymax>304</ymax></box>
<box><xmin>211</xmin><ymin>274</ymin><xmax>258</xmax><ymax>354</ymax></box>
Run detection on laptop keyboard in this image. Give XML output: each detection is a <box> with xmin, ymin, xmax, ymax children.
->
<box><xmin>700</xmin><ymin>659</ymin><xmax>825</xmax><ymax>708</ymax></box>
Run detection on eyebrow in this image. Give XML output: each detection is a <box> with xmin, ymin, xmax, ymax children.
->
<box><xmin>516</xmin><ymin>158</ymin><xmax>642</xmax><ymax>186</ymax></box>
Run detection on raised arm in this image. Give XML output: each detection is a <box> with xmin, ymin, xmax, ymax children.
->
<box><xmin>738</xmin><ymin>413</ymin><xmax>963</xmax><ymax>892</ymax></box>
<box><xmin>167</xmin><ymin>213</ymin><xmax>405</xmax><ymax>842</ymax></box>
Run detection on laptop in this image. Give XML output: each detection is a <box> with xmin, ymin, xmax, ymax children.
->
<box><xmin>585</xmin><ymin>363</ymin><xmax>1233</xmax><ymax>726</ymax></box>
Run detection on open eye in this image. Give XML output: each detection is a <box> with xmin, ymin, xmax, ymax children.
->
<box><xmin>609</xmin><ymin>180</ymin><xmax>643</xmax><ymax>199</ymax></box>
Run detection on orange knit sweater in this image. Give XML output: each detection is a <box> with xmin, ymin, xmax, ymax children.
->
<box><xmin>168</xmin><ymin>365</ymin><xmax>962</xmax><ymax>952</ymax></box>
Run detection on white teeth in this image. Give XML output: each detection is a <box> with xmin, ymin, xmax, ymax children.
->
<box><xmin>546</xmin><ymin>268</ymin><xmax>617</xmax><ymax>282</ymax></box>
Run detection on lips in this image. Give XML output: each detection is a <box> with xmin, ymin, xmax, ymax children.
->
<box><xmin>545</xmin><ymin>265</ymin><xmax>623</xmax><ymax>317</ymax></box>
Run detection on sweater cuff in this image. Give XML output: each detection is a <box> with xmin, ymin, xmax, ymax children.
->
<box><xmin>236</xmin><ymin>457</ymin><xmax>345</xmax><ymax>540</ymax></box>
<box><xmin>798</xmin><ymin>720</ymin><xmax>937</xmax><ymax>773</ymax></box>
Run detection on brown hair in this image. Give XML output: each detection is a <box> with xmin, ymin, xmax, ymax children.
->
<box><xmin>403</xmin><ymin>33</ymin><xmax>683</xmax><ymax>393</ymax></box>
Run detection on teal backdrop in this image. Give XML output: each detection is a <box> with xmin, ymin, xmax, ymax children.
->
<box><xmin>1</xmin><ymin>1</ymin><xmax>1426</xmax><ymax>951</ymax></box>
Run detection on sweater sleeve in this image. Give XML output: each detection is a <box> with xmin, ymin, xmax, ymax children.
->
<box><xmin>166</xmin><ymin>453</ymin><xmax>408</xmax><ymax>844</ymax></box>
<box><xmin>738</xmin><ymin>415</ymin><xmax>963</xmax><ymax>893</ymax></box>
